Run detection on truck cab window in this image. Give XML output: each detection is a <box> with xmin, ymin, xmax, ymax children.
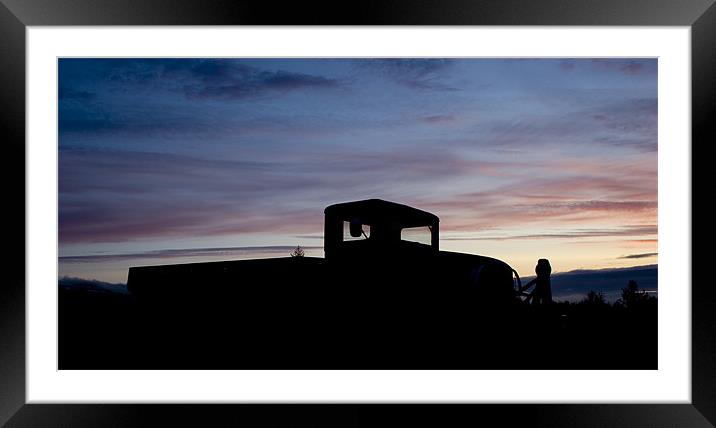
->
<box><xmin>401</xmin><ymin>226</ymin><xmax>431</xmax><ymax>246</ymax></box>
<box><xmin>343</xmin><ymin>221</ymin><xmax>370</xmax><ymax>241</ymax></box>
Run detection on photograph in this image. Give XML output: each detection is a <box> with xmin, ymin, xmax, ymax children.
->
<box><xmin>57</xmin><ymin>57</ymin><xmax>659</xmax><ymax>370</ymax></box>
<box><xmin>1</xmin><ymin>0</ymin><xmax>711</xmax><ymax>421</ymax></box>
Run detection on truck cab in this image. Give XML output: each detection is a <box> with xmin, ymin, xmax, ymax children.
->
<box><xmin>323</xmin><ymin>199</ymin><xmax>518</xmax><ymax>304</ymax></box>
<box><xmin>324</xmin><ymin>199</ymin><xmax>439</xmax><ymax>261</ymax></box>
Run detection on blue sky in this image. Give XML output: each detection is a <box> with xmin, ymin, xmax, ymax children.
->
<box><xmin>58</xmin><ymin>58</ymin><xmax>657</xmax><ymax>283</ymax></box>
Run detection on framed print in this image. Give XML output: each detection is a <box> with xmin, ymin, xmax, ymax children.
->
<box><xmin>2</xmin><ymin>0</ymin><xmax>714</xmax><ymax>426</ymax></box>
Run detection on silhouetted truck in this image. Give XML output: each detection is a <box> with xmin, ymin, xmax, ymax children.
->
<box><xmin>126</xmin><ymin>199</ymin><xmax>521</xmax><ymax>368</ymax></box>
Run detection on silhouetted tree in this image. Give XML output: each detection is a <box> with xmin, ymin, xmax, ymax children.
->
<box><xmin>290</xmin><ymin>245</ymin><xmax>305</xmax><ymax>257</ymax></box>
<box><xmin>579</xmin><ymin>290</ymin><xmax>607</xmax><ymax>306</ymax></box>
<box><xmin>617</xmin><ymin>280</ymin><xmax>649</xmax><ymax>309</ymax></box>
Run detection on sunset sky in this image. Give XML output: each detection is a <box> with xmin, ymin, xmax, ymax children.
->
<box><xmin>58</xmin><ymin>58</ymin><xmax>657</xmax><ymax>283</ymax></box>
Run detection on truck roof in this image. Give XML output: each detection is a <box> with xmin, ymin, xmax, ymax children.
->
<box><xmin>324</xmin><ymin>199</ymin><xmax>439</xmax><ymax>228</ymax></box>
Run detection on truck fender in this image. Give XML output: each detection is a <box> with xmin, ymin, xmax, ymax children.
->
<box><xmin>469</xmin><ymin>265</ymin><xmax>485</xmax><ymax>286</ymax></box>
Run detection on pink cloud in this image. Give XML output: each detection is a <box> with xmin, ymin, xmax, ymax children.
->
<box><xmin>419</xmin><ymin>114</ymin><xmax>457</xmax><ymax>124</ymax></box>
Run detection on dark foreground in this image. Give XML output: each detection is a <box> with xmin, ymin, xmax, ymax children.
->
<box><xmin>59</xmin><ymin>259</ymin><xmax>657</xmax><ymax>370</ymax></box>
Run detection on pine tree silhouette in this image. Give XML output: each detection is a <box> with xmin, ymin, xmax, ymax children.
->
<box><xmin>290</xmin><ymin>245</ymin><xmax>305</xmax><ymax>257</ymax></box>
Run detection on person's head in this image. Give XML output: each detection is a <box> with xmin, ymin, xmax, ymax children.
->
<box><xmin>535</xmin><ymin>258</ymin><xmax>551</xmax><ymax>277</ymax></box>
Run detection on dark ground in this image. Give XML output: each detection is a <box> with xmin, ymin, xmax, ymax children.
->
<box><xmin>59</xmin><ymin>260</ymin><xmax>657</xmax><ymax>370</ymax></box>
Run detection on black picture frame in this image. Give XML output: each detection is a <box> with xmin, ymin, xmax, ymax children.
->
<box><xmin>2</xmin><ymin>0</ymin><xmax>713</xmax><ymax>426</ymax></box>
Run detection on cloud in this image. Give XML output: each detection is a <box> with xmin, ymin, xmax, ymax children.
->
<box><xmin>619</xmin><ymin>62</ymin><xmax>645</xmax><ymax>74</ymax></box>
<box><xmin>309</xmin><ymin>148</ymin><xmax>482</xmax><ymax>179</ymax></box>
<box><xmin>441</xmin><ymin>225</ymin><xmax>657</xmax><ymax>241</ymax></box>
<box><xmin>590</xmin><ymin>59</ymin><xmax>657</xmax><ymax>76</ymax></box>
<box><xmin>56</xmin><ymin>58</ymin><xmax>657</xmax><ymax>252</ymax></box>
<box><xmin>60</xmin><ymin>245</ymin><xmax>322</xmax><ymax>263</ymax></box>
<box><xmin>65</xmin><ymin>58</ymin><xmax>343</xmax><ymax>99</ymax></box>
<box><xmin>589</xmin><ymin>98</ymin><xmax>657</xmax><ymax>152</ymax></box>
<box><xmin>524</xmin><ymin>200</ymin><xmax>656</xmax><ymax>213</ymax></box>
<box><xmin>59</xmin><ymin>144</ymin><xmax>541</xmax><ymax>244</ymax></box>
<box><xmin>356</xmin><ymin>58</ymin><xmax>458</xmax><ymax>91</ymax></box>
<box><xmin>419</xmin><ymin>114</ymin><xmax>457</xmax><ymax>124</ymax></box>
<box><xmin>59</xmin><ymin>104</ymin><xmax>354</xmax><ymax>139</ymax></box>
<box><xmin>59</xmin><ymin>110</ymin><xmax>215</xmax><ymax>135</ymax></box>
<box><xmin>480</xmin><ymin>97</ymin><xmax>657</xmax><ymax>152</ymax></box>
<box><xmin>58</xmin><ymin>59</ymin><xmax>344</xmax><ymax>135</ymax></box>
<box><xmin>168</xmin><ymin>59</ymin><xmax>342</xmax><ymax>99</ymax></box>
<box><xmin>353</xmin><ymin>163</ymin><xmax>655</xmax><ymax>234</ymax></box>
<box><xmin>618</xmin><ymin>252</ymin><xmax>658</xmax><ymax>259</ymax></box>
<box><xmin>555</xmin><ymin>59</ymin><xmax>657</xmax><ymax>76</ymax></box>
<box><xmin>58</xmin><ymin>87</ymin><xmax>96</xmax><ymax>101</ymax></box>
<box><xmin>559</xmin><ymin>61</ymin><xmax>576</xmax><ymax>71</ymax></box>
<box><xmin>181</xmin><ymin>66</ymin><xmax>341</xmax><ymax>100</ymax></box>
<box><xmin>58</xmin><ymin>147</ymin><xmax>331</xmax><ymax>243</ymax></box>
<box><xmin>412</xmin><ymin>163</ymin><xmax>657</xmax><ymax>232</ymax></box>
<box><xmin>59</xmin><ymin>199</ymin><xmax>325</xmax><ymax>243</ymax></box>
<box><xmin>59</xmin><ymin>147</ymin><xmax>281</xmax><ymax>194</ymax></box>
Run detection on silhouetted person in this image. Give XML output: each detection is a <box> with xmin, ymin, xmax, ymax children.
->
<box><xmin>521</xmin><ymin>259</ymin><xmax>552</xmax><ymax>305</ymax></box>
